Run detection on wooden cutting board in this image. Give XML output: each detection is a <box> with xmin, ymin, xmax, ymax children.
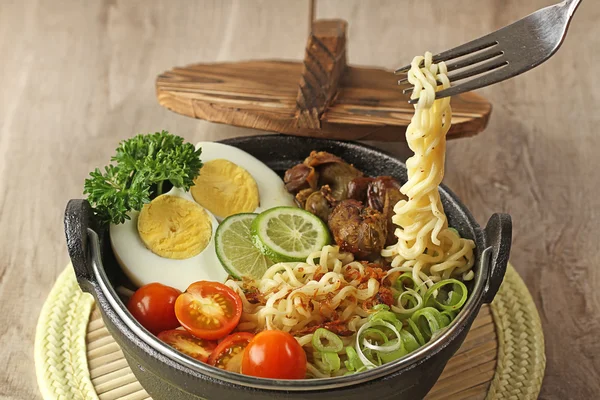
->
<box><xmin>156</xmin><ymin>20</ymin><xmax>491</xmax><ymax>142</ymax></box>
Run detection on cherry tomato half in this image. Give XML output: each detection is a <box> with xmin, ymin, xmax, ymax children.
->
<box><xmin>158</xmin><ymin>329</ymin><xmax>218</xmax><ymax>363</ymax></box>
<box><xmin>208</xmin><ymin>332</ymin><xmax>255</xmax><ymax>373</ymax></box>
<box><xmin>241</xmin><ymin>330</ymin><xmax>307</xmax><ymax>379</ymax></box>
<box><xmin>175</xmin><ymin>281</ymin><xmax>243</xmax><ymax>340</ymax></box>
<box><xmin>127</xmin><ymin>283</ymin><xmax>181</xmax><ymax>335</ymax></box>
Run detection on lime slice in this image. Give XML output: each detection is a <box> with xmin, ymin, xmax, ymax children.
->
<box><xmin>215</xmin><ymin>213</ymin><xmax>273</xmax><ymax>280</ymax></box>
<box><xmin>251</xmin><ymin>207</ymin><xmax>331</xmax><ymax>263</ymax></box>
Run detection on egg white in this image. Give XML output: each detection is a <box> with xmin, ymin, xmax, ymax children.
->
<box><xmin>110</xmin><ymin>187</ymin><xmax>228</xmax><ymax>291</ymax></box>
<box><xmin>194</xmin><ymin>141</ymin><xmax>295</xmax><ymax>217</ymax></box>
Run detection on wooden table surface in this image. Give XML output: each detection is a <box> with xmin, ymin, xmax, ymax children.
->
<box><xmin>1</xmin><ymin>1</ymin><xmax>598</xmax><ymax>399</ymax></box>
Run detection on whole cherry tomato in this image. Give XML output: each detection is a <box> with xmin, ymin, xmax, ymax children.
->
<box><xmin>127</xmin><ymin>282</ymin><xmax>181</xmax><ymax>335</ymax></box>
<box><xmin>175</xmin><ymin>281</ymin><xmax>242</xmax><ymax>340</ymax></box>
<box><xmin>157</xmin><ymin>329</ymin><xmax>217</xmax><ymax>363</ymax></box>
<box><xmin>208</xmin><ymin>332</ymin><xmax>255</xmax><ymax>373</ymax></box>
<box><xmin>241</xmin><ymin>330</ymin><xmax>307</xmax><ymax>379</ymax></box>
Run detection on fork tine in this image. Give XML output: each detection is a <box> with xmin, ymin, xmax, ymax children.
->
<box><xmin>403</xmin><ymin>57</ymin><xmax>506</xmax><ymax>96</ymax></box>
<box><xmin>398</xmin><ymin>47</ymin><xmax>503</xmax><ymax>84</ymax></box>
<box><xmin>447</xmin><ymin>58</ymin><xmax>508</xmax><ymax>82</ymax></box>
<box><xmin>394</xmin><ymin>64</ymin><xmax>413</xmax><ymax>74</ymax></box>
<box><xmin>403</xmin><ymin>86</ymin><xmax>418</xmax><ymax>95</ymax></box>
<box><xmin>422</xmin><ymin>74</ymin><xmax>502</xmax><ymax>103</ymax></box>
<box><xmin>445</xmin><ymin>48</ymin><xmax>504</xmax><ymax>72</ymax></box>
<box><xmin>436</xmin><ymin>62</ymin><xmax>520</xmax><ymax>100</ymax></box>
<box><xmin>406</xmin><ymin>59</ymin><xmax>509</xmax><ymax>103</ymax></box>
<box><xmin>407</xmin><ymin>62</ymin><xmax>513</xmax><ymax>104</ymax></box>
<box><xmin>432</xmin><ymin>38</ymin><xmax>499</xmax><ymax>65</ymax></box>
<box><xmin>398</xmin><ymin>75</ymin><xmax>442</xmax><ymax>85</ymax></box>
<box><xmin>394</xmin><ymin>34</ymin><xmax>500</xmax><ymax>74</ymax></box>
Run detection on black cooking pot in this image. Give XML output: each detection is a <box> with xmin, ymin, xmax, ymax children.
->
<box><xmin>64</xmin><ymin>135</ymin><xmax>511</xmax><ymax>400</ymax></box>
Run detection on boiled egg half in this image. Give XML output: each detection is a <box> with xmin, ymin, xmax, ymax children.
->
<box><xmin>190</xmin><ymin>141</ymin><xmax>295</xmax><ymax>220</ymax></box>
<box><xmin>110</xmin><ymin>187</ymin><xmax>227</xmax><ymax>291</ymax></box>
<box><xmin>110</xmin><ymin>142</ymin><xmax>295</xmax><ymax>291</ymax></box>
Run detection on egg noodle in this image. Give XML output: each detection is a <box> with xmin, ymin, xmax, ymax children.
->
<box><xmin>381</xmin><ymin>52</ymin><xmax>476</xmax><ymax>288</ymax></box>
<box><xmin>225</xmin><ymin>52</ymin><xmax>475</xmax><ymax>377</ymax></box>
<box><xmin>225</xmin><ymin>245</ymin><xmax>376</xmax><ymax>377</ymax></box>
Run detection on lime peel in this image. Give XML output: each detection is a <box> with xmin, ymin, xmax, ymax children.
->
<box><xmin>250</xmin><ymin>207</ymin><xmax>331</xmax><ymax>263</ymax></box>
<box><xmin>215</xmin><ymin>213</ymin><xmax>273</xmax><ymax>280</ymax></box>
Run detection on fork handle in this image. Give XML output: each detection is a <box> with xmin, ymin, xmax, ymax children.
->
<box><xmin>564</xmin><ymin>0</ymin><xmax>583</xmax><ymax>16</ymax></box>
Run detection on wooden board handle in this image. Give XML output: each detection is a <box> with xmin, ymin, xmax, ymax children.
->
<box><xmin>295</xmin><ymin>19</ymin><xmax>348</xmax><ymax>129</ymax></box>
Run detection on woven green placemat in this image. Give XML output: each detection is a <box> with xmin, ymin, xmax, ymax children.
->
<box><xmin>35</xmin><ymin>267</ymin><xmax>98</xmax><ymax>400</ymax></box>
<box><xmin>34</xmin><ymin>264</ymin><xmax>545</xmax><ymax>400</ymax></box>
<box><xmin>486</xmin><ymin>265</ymin><xmax>546</xmax><ymax>399</ymax></box>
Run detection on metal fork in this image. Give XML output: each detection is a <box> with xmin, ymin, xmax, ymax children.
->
<box><xmin>395</xmin><ymin>0</ymin><xmax>582</xmax><ymax>104</ymax></box>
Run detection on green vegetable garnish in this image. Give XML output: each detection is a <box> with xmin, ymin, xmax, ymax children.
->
<box><xmin>312</xmin><ymin>328</ymin><xmax>344</xmax><ymax>353</ymax></box>
<box><xmin>83</xmin><ymin>130</ymin><xmax>202</xmax><ymax>225</ymax></box>
<box><xmin>344</xmin><ymin>346</ymin><xmax>363</xmax><ymax>372</ymax></box>
<box><xmin>423</xmin><ymin>279</ymin><xmax>468</xmax><ymax>312</ymax></box>
<box><xmin>315</xmin><ymin>352</ymin><xmax>341</xmax><ymax>373</ymax></box>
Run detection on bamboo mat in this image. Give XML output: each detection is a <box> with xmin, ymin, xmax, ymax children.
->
<box><xmin>35</xmin><ymin>264</ymin><xmax>545</xmax><ymax>400</ymax></box>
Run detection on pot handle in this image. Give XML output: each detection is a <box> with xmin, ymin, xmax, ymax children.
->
<box><xmin>483</xmin><ymin>213</ymin><xmax>512</xmax><ymax>304</ymax></box>
<box><xmin>64</xmin><ymin>199</ymin><xmax>98</xmax><ymax>293</ymax></box>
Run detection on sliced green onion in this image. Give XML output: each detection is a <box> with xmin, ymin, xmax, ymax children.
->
<box><xmin>315</xmin><ymin>352</ymin><xmax>341</xmax><ymax>373</ymax></box>
<box><xmin>371</xmin><ymin>311</ymin><xmax>404</xmax><ymax>334</ymax></box>
<box><xmin>392</xmin><ymin>289</ymin><xmax>423</xmax><ymax>317</ymax></box>
<box><xmin>312</xmin><ymin>328</ymin><xmax>344</xmax><ymax>353</ymax></box>
<box><xmin>362</xmin><ymin>337</ymin><xmax>401</xmax><ymax>353</ymax></box>
<box><xmin>360</xmin><ymin>347</ymin><xmax>382</xmax><ymax>366</ymax></box>
<box><xmin>344</xmin><ymin>346</ymin><xmax>363</xmax><ymax>372</ymax></box>
<box><xmin>356</xmin><ymin>320</ymin><xmax>402</xmax><ymax>369</ymax></box>
<box><xmin>448</xmin><ymin>227</ymin><xmax>459</xmax><ymax>236</ymax></box>
<box><xmin>393</xmin><ymin>272</ymin><xmax>417</xmax><ymax>291</ymax></box>
<box><xmin>440</xmin><ymin>310</ymin><xmax>457</xmax><ymax>322</ymax></box>
<box><xmin>423</xmin><ymin>279</ymin><xmax>468</xmax><ymax>312</ymax></box>
<box><xmin>411</xmin><ymin>307</ymin><xmax>442</xmax><ymax>340</ymax></box>
<box><xmin>373</xmin><ymin>304</ymin><xmax>390</xmax><ymax>311</ymax></box>
<box><xmin>378</xmin><ymin>338</ymin><xmax>407</xmax><ymax>363</ymax></box>
<box><xmin>399</xmin><ymin>329</ymin><xmax>420</xmax><ymax>353</ymax></box>
<box><xmin>438</xmin><ymin>311</ymin><xmax>452</xmax><ymax>327</ymax></box>
<box><xmin>370</xmin><ymin>309</ymin><xmax>401</xmax><ymax>325</ymax></box>
<box><xmin>407</xmin><ymin>317</ymin><xmax>426</xmax><ymax>346</ymax></box>
<box><xmin>361</xmin><ymin>328</ymin><xmax>389</xmax><ymax>344</ymax></box>
<box><xmin>344</xmin><ymin>365</ymin><xmax>369</xmax><ymax>375</ymax></box>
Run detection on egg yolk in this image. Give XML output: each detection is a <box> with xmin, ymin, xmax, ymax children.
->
<box><xmin>190</xmin><ymin>159</ymin><xmax>259</xmax><ymax>219</ymax></box>
<box><xmin>137</xmin><ymin>195</ymin><xmax>212</xmax><ymax>260</ymax></box>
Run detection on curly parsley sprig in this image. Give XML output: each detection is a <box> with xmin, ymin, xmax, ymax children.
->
<box><xmin>83</xmin><ymin>131</ymin><xmax>203</xmax><ymax>225</ymax></box>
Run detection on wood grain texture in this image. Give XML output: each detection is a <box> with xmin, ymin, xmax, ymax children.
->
<box><xmin>156</xmin><ymin>61</ymin><xmax>492</xmax><ymax>141</ymax></box>
<box><xmin>0</xmin><ymin>0</ymin><xmax>598</xmax><ymax>399</ymax></box>
<box><xmin>295</xmin><ymin>19</ymin><xmax>347</xmax><ymax>129</ymax></box>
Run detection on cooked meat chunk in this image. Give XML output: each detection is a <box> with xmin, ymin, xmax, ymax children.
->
<box><xmin>284</xmin><ymin>151</ymin><xmax>363</xmax><ymax>198</ymax></box>
<box><xmin>328</xmin><ymin>199</ymin><xmax>388</xmax><ymax>259</ymax></box>
<box><xmin>318</xmin><ymin>162</ymin><xmax>363</xmax><ymax>200</ymax></box>
<box><xmin>348</xmin><ymin>176</ymin><xmax>405</xmax><ymax>212</ymax></box>
<box><xmin>303</xmin><ymin>151</ymin><xmax>345</xmax><ymax>167</ymax></box>
<box><xmin>295</xmin><ymin>188</ymin><xmax>316</xmax><ymax>208</ymax></box>
<box><xmin>366</xmin><ymin>176</ymin><xmax>403</xmax><ymax>211</ymax></box>
<box><xmin>305</xmin><ymin>190</ymin><xmax>332</xmax><ymax>222</ymax></box>
<box><xmin>284</xmin><ymin>163</ymin><xmax>318</xmax><ymax>192</ymax></box>
<box><xmin>382</xmin><ymin>186</ymin><xmax>406</xmax><ymax>246</ymax></box>
<box><xmin>348</xmin><ymin>177</ymin><xmax>375</xmax><ymax>203</ymax></box>
<box><xmin>346</xmin><ymin>177</ymin><xmax>407</xmax><ymax>245</ymax></box>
